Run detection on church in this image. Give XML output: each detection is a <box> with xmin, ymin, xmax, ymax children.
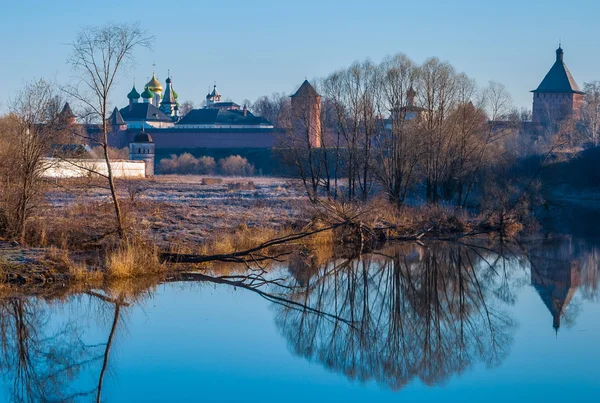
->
<box><xmin>108</xmin><ymin>70</ymin><xmax>276</xmax><ymax>150</ymax></box>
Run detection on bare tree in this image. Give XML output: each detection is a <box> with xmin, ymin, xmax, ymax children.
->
<box><xmin>0</xmin><ymin>79</ymin><xmax>64</xmax><ymax>242</ymax></box>
<box><xmin>417</xmin><ymin>58</ymin><xmax>459</xmax><ymax>202</ymax></box>
<box><xmin>376</xmin><ymin>54</ymin><xmax>421</xmax><ymax>205</ymax></box>
<box><xmin>65</xmin><ymin>23</ymin><xmax>153</xmax><ymax>238</ymax></box>
<box><xmin>252</xmin><ymin>92</ymin><xmax>291</xmax><ymax>128</ymax></box>
<box><xmin>580</xmin><ymin>81</ymin><xmax>600</xmax><ymax>147</ymax></box>
<box><xmin>179</xmin><ymin>100</ymin><xmax>194</xmax><ymax>117</ymax></box>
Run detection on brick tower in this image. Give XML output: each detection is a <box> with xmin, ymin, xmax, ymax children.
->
<box><xmin>532</xmin><ymin>46</ymin><xmax>585</xmax><ymax>123</ymax></box>
<box><xmin>291</xmin><ymin>80</ymin><xmax>322</xmax><ymax>148</ymax></box>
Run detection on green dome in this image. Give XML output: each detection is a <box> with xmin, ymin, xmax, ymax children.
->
<box><xmin>127</xmin><ymin>85</ymin><xmax>140</xmax><ymax>100</ymax></box>
<box><xmin>172</xmin><ymin>89</ymin><xmax>178</xmax><ymax>99</ymax></box>
<box><xmin>141</xmin><ymin>86</ymin><xmax>154</xmax><ymax>99</ymax></box>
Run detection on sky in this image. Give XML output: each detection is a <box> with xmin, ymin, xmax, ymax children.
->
<box><xmin>0</xmin><ymin>0</ymin><xmax>599</xmax><ymax>113</ymax></box>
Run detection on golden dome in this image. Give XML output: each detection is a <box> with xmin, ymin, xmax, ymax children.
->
<box><xmin>146</xmin><ymin>73</ymin><xmax>163</xmax><ymax>93</ymax></box>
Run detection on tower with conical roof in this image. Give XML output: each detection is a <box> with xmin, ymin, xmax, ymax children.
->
<box><xmin>160</xmin><ymin>74</ymin><xmax>178</xmax><ymax>119</ymax></box>
<box><xmin>206</xmin><ymin>84</ymin><xmax>222</xmax><ymax>106</ymax></box>
<box><xmin>291</xmin><ymin>80</ymin><xmax>322</xmax><ymax>148</ymax></box>
<box><xmin>59</xmin><ymin>102</ymin><xmax>76</xmax><ymax>125</ymax></box>
<box><xmin>109</xmin><ymin>107</ymin><xmax>128</xmax><ymax>147</ymax></box>
<box><xmin>532</xmin><ymin>46</ymin><xmax>585</xmax><ymax>123</ymax></box>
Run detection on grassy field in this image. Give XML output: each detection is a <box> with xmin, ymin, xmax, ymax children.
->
<box><xmin>39</xmin><ymin>175</ymin><xmax>309</xmax><ymax>250</ymax></box>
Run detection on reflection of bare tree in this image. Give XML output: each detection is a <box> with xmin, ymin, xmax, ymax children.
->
<box><xmin>273</xmin><ymin>243</ymin><xmax>518</xmax><ymax>390</ymax></box>
<box><xmin>1</xmin><ymin>237</ymin><xmax>599</xmax><ymax>399</ymax></box>
<box><xmin>0</xmin><ymin>297</ymin><xmax>100</xmax><ymax>402</ymax></box>
<box><xmin>0</xmin><ymin>288</ymin><xmax>135</xmax><ymax>403</ymax></box>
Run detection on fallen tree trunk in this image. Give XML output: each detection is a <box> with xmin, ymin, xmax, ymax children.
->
<box><xmin>159</xmin><ymin>222</ymin><xmax>348</xmax><ymax>264</ymax></box>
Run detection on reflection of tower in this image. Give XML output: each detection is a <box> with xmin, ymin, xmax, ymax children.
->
<box><xmin>530</xmin><ymin>241</ymin><xmax>582</xmax><ymax>332</ymax></box>
<box><xmin>129</xmin><ymin>130</ymin><xmax>155</xmax><ymax>177</ymax></box>
<box><xmin>291</xmin><ymin>80</ymin><xmax>322</xmax><ymax>148</ymax></box>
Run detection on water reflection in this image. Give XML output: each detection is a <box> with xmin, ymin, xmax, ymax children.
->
<box><xmin>276</xmin><ymin>242</ymin><xmax>521</xmax><ymax>389</ymax></box>
<box><xmin>527</xmin><ymin>237</ymin><xmax>599</xmax><ymax>331</ymax></box>
<box><xmin>0</xmin><ymin>281</ymin><xmax>154</xmax><ymax>402</ymax></box>
<box><xmin>0</xmin><ymin>237</ymin><xmax>598</xmax><ymax>400</ymax></box>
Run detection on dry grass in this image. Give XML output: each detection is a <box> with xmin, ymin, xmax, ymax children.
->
<box><xmin>197</xmin><ymin>223</ymin><xmax>292</xmax><ymax>256</ymax></box>
<box><xmin>105</xmin><ymin>236</ymin><xmax>164</xmax><ymax>279</ymax></box>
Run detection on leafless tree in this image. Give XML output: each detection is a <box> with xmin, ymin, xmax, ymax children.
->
<box><xmin>64</xmin><ymin>22</ymin><xmax>153</xmax><ymax>238</ymax></box>
<box><xmin>580</xmin><ymin>81</ymin><xmax>600</xmax><ymax>147</ymax></box>
<box><xmin>179</xmin><ymin>100</ymin><xmax>194</xmax><ymax>117</ymax></box>
<box><xmin>375</xmin><ymin>54</ymin><xmax>421</xmax><ymax>205</ymax></box>
<box><xmin>417</xmin><ymin>58</ymin><xmax>459</xmax><ymax>202</ymax></box>
<box><xmin>252</xmin><ymin>92</ymin><xmax>291</xmax><ymax>128</ymax></box>
<box><xmin>0</xmin><ymin>79</ymin><xmax>64</xmax><ymax>242</ymax></box>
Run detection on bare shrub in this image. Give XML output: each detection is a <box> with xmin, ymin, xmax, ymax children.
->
<box><xmin>218</xmin><ymin>155</ymin><xmax>255</xmax><ymax>176</ymax></box>
<box><xmin>159</xmin><ymin>154</ymin><xmax>216</xmax><ymax>175</ymax></box>
<box><xmin>197</xmin><ymin>156</ymin><xmax>217</xmax><ymax>174</ymax></box>
<box><xmin>159</xmin><ymin>153</ymin><xmax>198</xmax><ymax>174</ymax></box>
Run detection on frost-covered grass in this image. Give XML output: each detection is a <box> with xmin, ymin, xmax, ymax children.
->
<box><xmin>38</xmin><ymin>175</ymin><xmax>309</xmax><ymax>250</ymax></box>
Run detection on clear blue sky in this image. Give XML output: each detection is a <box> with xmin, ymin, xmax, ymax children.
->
<box><xmin>0</xmin><ymin>0</ymin><xmax>598</xmax><ymax>113</ymax></box>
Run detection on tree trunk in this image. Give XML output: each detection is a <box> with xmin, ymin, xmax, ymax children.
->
<box><xmin>102</xmin><ymin>115</ymin><xmax>124</xmax><ymax>238</ymax></box>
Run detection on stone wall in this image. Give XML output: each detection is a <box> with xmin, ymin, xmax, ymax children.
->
<box><xmin>41</xmin><ymin>158</ymin><xmax>146</xmax><ymax>178</ymax></box>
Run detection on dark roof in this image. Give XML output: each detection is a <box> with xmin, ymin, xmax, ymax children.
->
<box><xmin>176</xmin><ymin>108</ymin><xmax>272</xmax><ymax>126</ymax></box>
<box><xmin>133</xmin><ymin>131</ymin><xmax>153</xmax><ymax>143</ymax></box>
<box><xmin>119</xmin><ymin>103</ymin><xmax>173</xmax><ymax>122</ymax></box>
<box><xmin>291</xmin><ymin>80</ymin><xmax>320</xmax><ymax>98</ymax></box>
<box><xmin>110</xmin><ymin>107</ymin><xmax>125</xmax><ymax>125</ymax></box>
<box><xmin>532</xmin><ymin>47</ymin><xmax>584</xmax><ymax>94</ymax></box>
<box><xmin>61</xmin><ymin>102</ymin><xmax>75</xmax><ymax>118</ymax></box>
<box><xmin>211</xmin><ymin>101</ymin><xmax>240</xmax><ymax>109</ymax></box>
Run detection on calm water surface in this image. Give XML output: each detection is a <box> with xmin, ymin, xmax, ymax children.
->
<box><xmin>1</xmin><ymin>236</ymin><xmax>599</xmax><ymax>402</ymax></box>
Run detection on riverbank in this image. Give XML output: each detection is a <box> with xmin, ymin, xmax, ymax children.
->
<box><xmin>1</xmin><ymin>175</ymin><xmax>526</xmax><ymax>287</ymax></box>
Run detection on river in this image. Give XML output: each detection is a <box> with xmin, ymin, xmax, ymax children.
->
<box><xmin>0</xmin><ymin>235</ymin><xmax>599</xmax><ymax>402</ymax></box>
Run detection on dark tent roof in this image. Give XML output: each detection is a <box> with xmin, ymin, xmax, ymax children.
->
<box><xmin>161</xmin><ymin>77</ymin><xmax>176</xmax><ymax>106</ymax></box>
<box><xmin>119</xmin><ymin>103</ymin><xmax>173</xmax><ymax>122</ymax></box>
<box><xmin>291</xmin><ymin>80</ymin><xmax>320</xmax><ymax>98</ymax></box>
<box><xmin>532</xmin><ymin>47</ymin><xmax>584</xmax><ymax>94</ymax></box>
<box><xmin>60</xmin><ymin>102</ymin><xmax>75</xmax><ymax>118</ymax></box>
<box><xmin>110</xmin><ymin>107</ymin><xmax>125</xmax><ymax>125</ymax></box>
<box><xmin>176</xmin><ymin>108</ymin><xmax>272</xmax><ymax>126</ymax></box>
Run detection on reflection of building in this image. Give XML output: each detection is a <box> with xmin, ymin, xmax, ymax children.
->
<box><xmin>530</xmin><ymin>241</ymin><xmax>582</xmax><ymax>332</ymax></box>
<box><xmin>531</xmin><ymin>46</ymin><xmax>585</xmax><ymax>123</ymax></box>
